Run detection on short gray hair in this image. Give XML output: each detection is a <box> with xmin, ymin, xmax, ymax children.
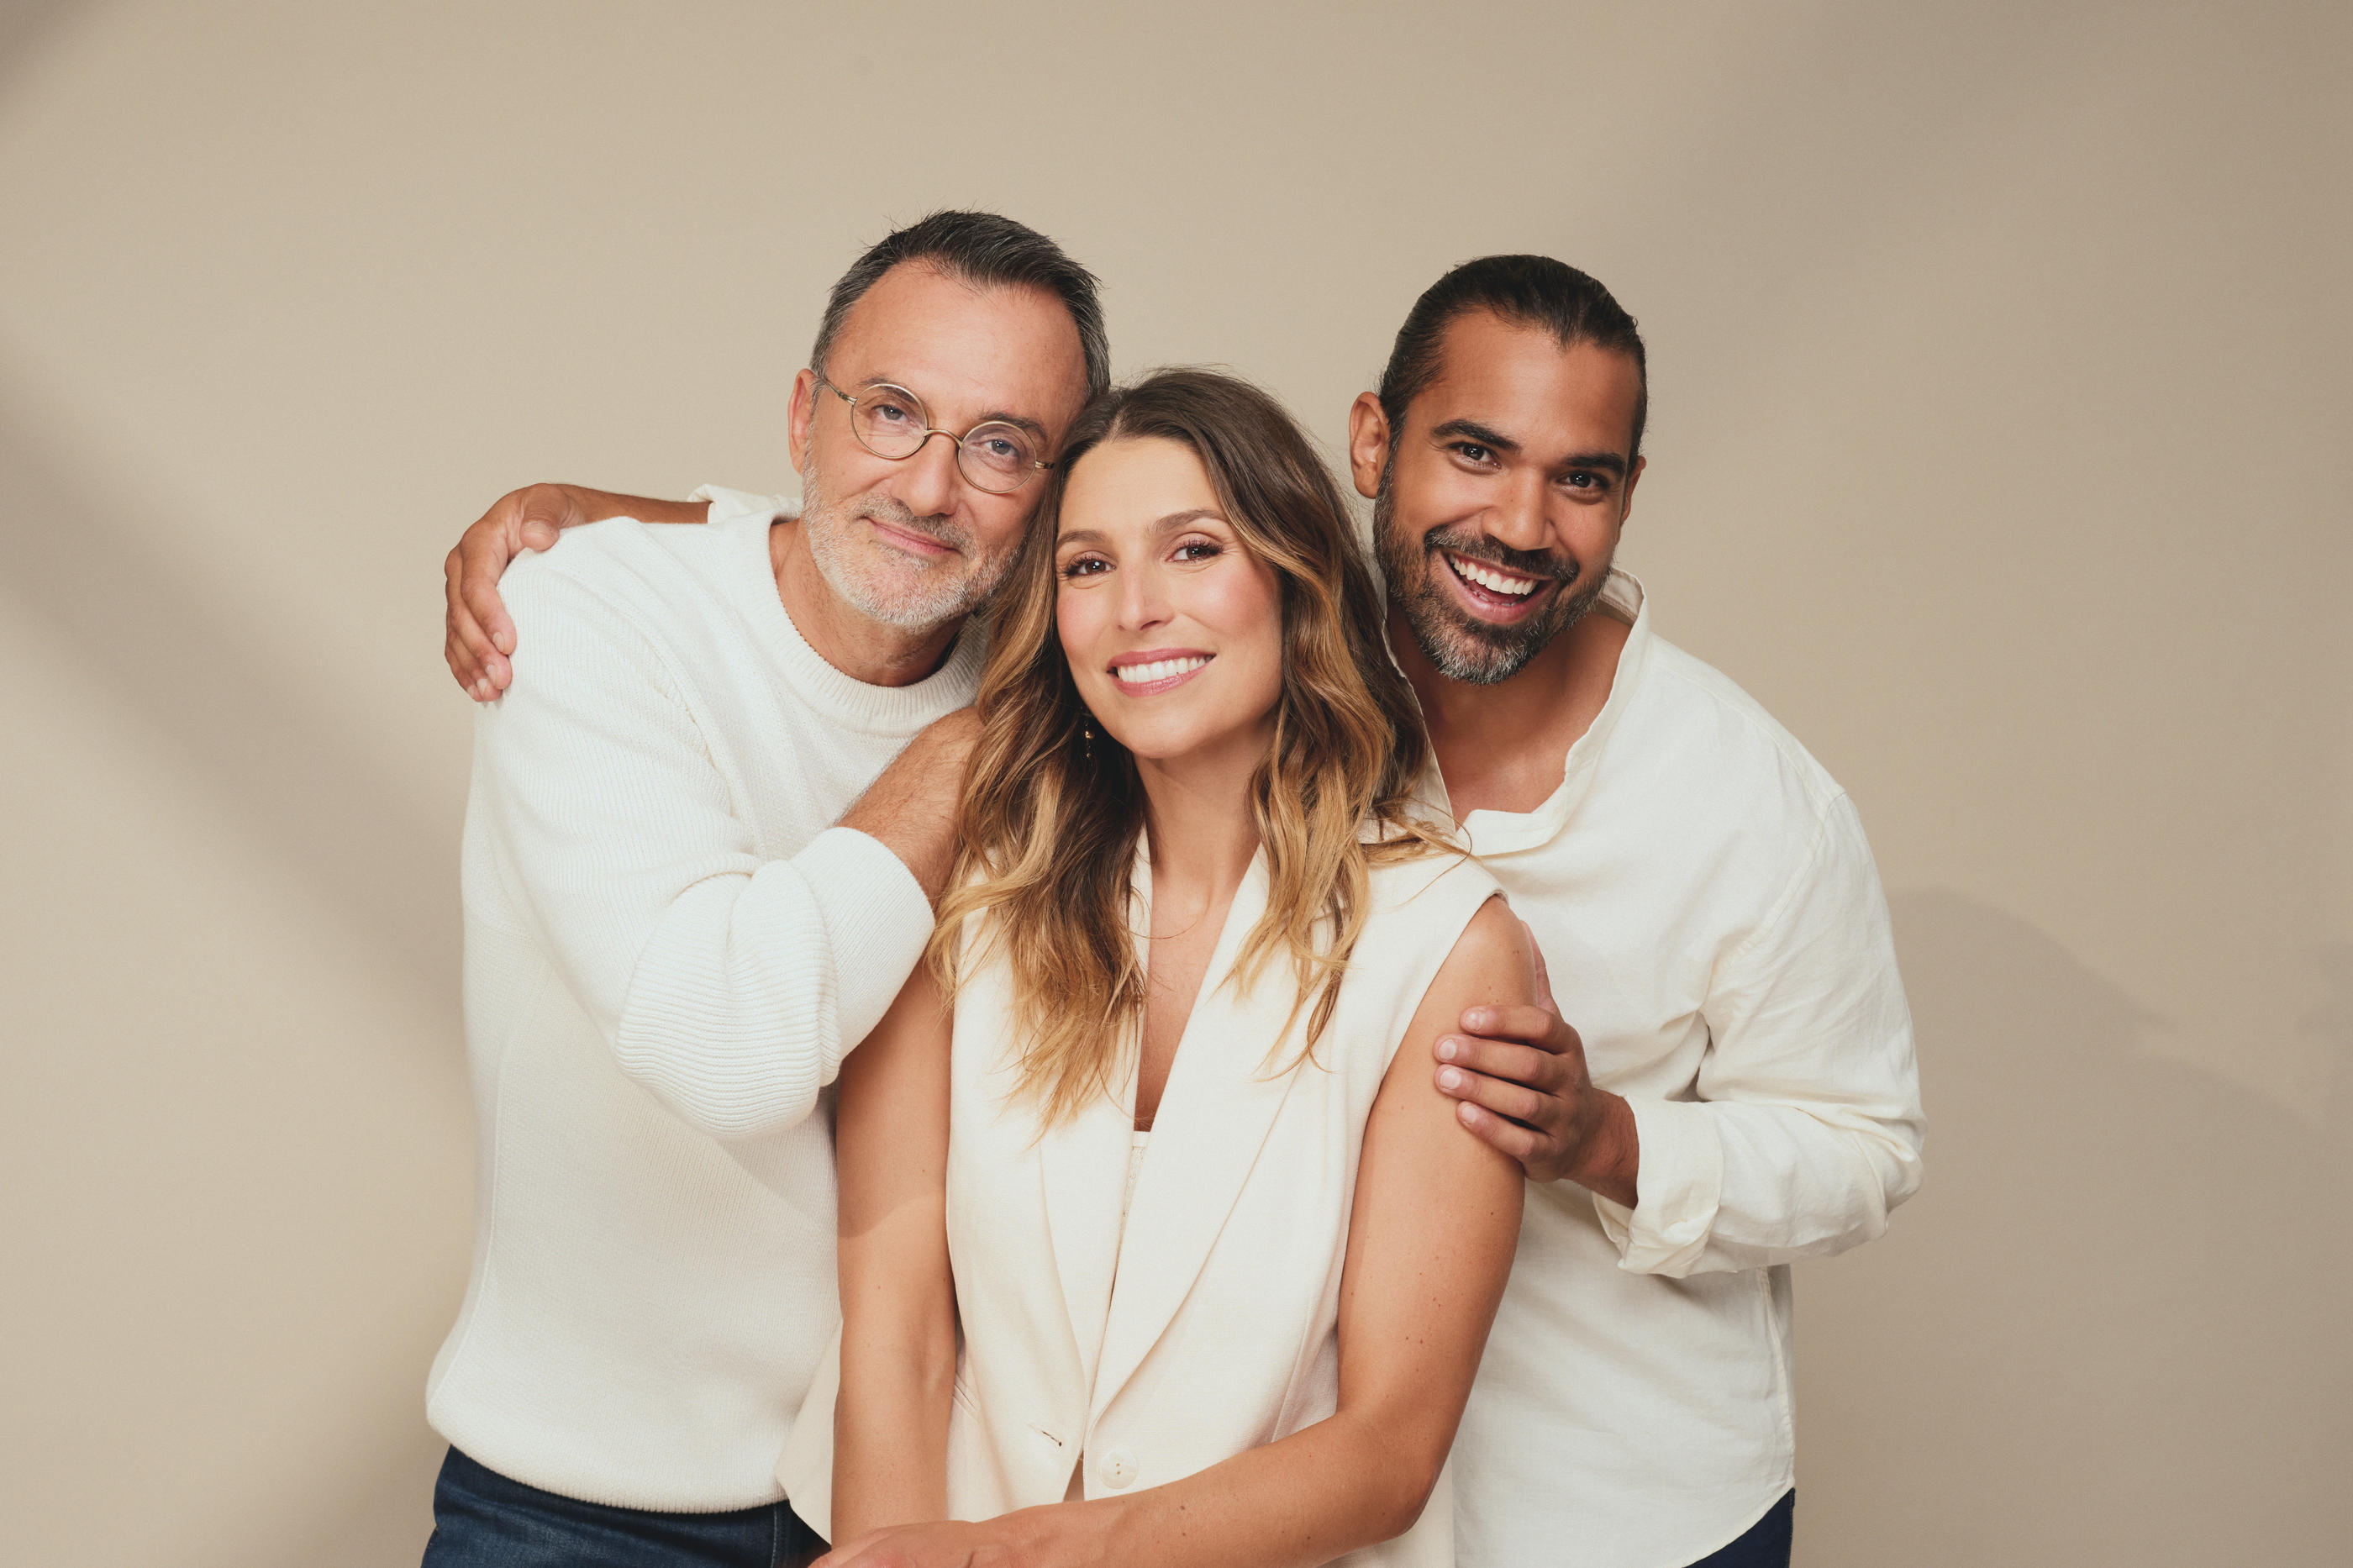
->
<box><xmin>809</xmin><ymin>210</ymin><xmax>1110</xmax><ymax>401</ymax></box>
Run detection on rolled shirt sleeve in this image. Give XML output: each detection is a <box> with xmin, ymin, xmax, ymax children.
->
<box><xmin>1592</xmin><ymin>792</ymin><xmax>1925</xmax><ymax>1276</ymax></box>
<box><xmin>476</xmin><ymin>555</ymin><xmax>932</xmax><ymax>1140</ymax></box>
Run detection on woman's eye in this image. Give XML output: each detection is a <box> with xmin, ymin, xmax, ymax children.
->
<box><xmin>1059</xmin><ymin>556</ymin><xmax>1108</xmax><ymax>578</ymax></box>
<box><xmin>1173</xmin><ymin>539</ymin><xmax>1223</xmax><ymax>562</ymax></box>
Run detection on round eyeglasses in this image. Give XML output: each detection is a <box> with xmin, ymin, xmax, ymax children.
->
<box><xmin>817</xmin><ymin>375</ymin><xmax>1054</xmax><ymax>495</ymax></box>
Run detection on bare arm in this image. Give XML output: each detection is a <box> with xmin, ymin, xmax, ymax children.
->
<box><xmin>818</xmin><ymin>896</ymin><xmax>1531</xmax><ymax>1568</ymax></box>
<box><xmin>831</xmin><ymin>963</ymin><xmax>957</xmax><ymax>1542</ymax></box>
<box><xmin>1434</xmin><ymin>932</ymin><xmax>1641</xmax><ymax>1206</ymax></box>
<box><xmin>443</xmin><ymin>481</ymin><xmax>711</xmax><ymax>697</ymax></box>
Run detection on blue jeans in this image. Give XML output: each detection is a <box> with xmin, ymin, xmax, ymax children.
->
<box><xmin>421</xmin><ymin>1447</ymin><xmax>826</xmax><ymax>1568</ymax></box>
<box><xmin>1687</xmin><ymin>1489</ymin><xmax>1795</xmax><ymax>1568</ymax></box>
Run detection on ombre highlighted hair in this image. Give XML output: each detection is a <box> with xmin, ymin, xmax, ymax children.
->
<box><xmin>930</xmin><ymin>368</ymin><xmax>1455</xmax><ymax>1125</ymax></box>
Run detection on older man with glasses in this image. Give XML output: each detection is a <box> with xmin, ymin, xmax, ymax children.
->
<box><xmin>418</xmin><ymin>210</ymin><xmax>1100</xmax><ymax>1568</ymax></box>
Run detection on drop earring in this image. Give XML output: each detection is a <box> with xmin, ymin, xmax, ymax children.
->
<box><xmin>1082</xmin><ymin>718</ymin><xmax>1095</xmax><ymax>762</ymax></box>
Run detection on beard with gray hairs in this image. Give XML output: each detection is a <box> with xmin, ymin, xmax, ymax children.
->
<box><xmin>1371</xmin><ymin>463</ymin><xmax>1605</xmax><ymax>687</ymax></box>
<box><xmin>798</xmin><ymin>442</ymin><xmax>1024</xmax><ymax>631</ymax></box>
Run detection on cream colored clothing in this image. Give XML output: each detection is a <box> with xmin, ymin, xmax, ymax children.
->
<box><xmin>431</xmin><ymin>488</ymin><xmax>977</xmax><ymax>1511</ymax></box>
<box><xmin>784</xmin><ymin>848</ymin><xmax>1504</xmax><ymax>1567</ymax></box>
<box><xmin>1449</xmin><ymin>571</ymin><xmax>1924</xmax><ymax>1568</ymax></box>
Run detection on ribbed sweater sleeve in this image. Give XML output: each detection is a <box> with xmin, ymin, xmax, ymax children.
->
<box><xmin>476</xmin><ymin>555</ymin><xmax>935</xmax><ymax>1139</ymax></box>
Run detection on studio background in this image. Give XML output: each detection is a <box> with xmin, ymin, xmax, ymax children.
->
<box><xmin>1</xmin><ymin>3</ymin><xmax>2345</xmax><ymax>1564</ymax></box>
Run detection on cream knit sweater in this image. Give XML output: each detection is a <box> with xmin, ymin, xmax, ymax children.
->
<box><xmin>427</xmin><ymin>488</ymin><xmax>980</xmax><ymax>1511</ymax></box>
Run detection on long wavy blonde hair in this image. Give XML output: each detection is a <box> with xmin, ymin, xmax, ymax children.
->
<box><xmin>931</xmin><ymin>368</ymin><xmax>1452</xmax><ymax>1126</ymax></box>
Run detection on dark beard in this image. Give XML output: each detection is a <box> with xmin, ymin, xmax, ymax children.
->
<box><xmin>1372</xmin><ymin>474</ymin><xmax>1603</xmax><ymax>687</ymax></box>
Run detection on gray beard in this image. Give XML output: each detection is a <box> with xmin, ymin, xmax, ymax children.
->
<box><xmin>1372</xmin><ymin>477</ymin><xmax>1603</xmax><ymax>687</ymax></box>
<box><xmin>799</xmin><ymin>445</ymin><xmax>1019</xmax><ymax>631</ymax></box>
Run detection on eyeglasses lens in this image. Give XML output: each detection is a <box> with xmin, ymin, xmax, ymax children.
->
<box><xmin>957</xmin><ymin>424</ymin><xmax>1040</xmax><ymax>492</ymax></box>
<box><xmin>850</xmin><ymin>387</ymin><xmax>929</xmax><ymax>459</ymax></box>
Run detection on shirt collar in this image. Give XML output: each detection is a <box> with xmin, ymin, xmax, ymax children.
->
<box><xmin>1412</xmin><ymin>567</ymin><xmax>1653</xmax><ymax>857</ymax></box>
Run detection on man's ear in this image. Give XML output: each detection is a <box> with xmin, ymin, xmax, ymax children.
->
<box><xmin>1346</xmin><ymin>392</ymin><xmax>1392</xmax><ymax>501</ymax></box>
<box><xmin>1619</xmin><ymin>455</ymin><xmax>1646</xmax><ymax>530</ymax></box>
<box><xmin>787</xmin><ymin>368</ymin><xmax>819</xmax><ymax>477</ymax></box>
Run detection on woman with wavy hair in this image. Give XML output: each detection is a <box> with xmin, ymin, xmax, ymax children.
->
<box><xmin>782</xmin><ymin>369</ymin><xmax>1530</xmax><ymax>1568</ymax></box>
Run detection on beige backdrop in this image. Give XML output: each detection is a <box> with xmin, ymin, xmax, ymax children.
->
<box><xmin>1</xmin><ymin>3</ymin><xmax>2345</xmax><ymax>1564</ymax></box>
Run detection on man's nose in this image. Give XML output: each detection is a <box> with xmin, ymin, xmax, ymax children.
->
<box><xmin>1483</xmin><ymin>471</ymin><xmax>1554</xmax><ymax>555</ymax></box>
<box><xmin>894</xmin><ymin>431</ymin><xmax>963</xmax><ymax>519</ymax></box>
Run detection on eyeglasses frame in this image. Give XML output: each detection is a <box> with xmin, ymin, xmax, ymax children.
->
<box><xmin>814</xmin><ymin>372</ymin><xmax>1055</xmax><ymax>495</ymax></box>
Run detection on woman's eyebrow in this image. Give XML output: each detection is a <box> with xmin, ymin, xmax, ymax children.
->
<box><xmin>1060</xmin><ymin>509</ymin><xmax>1224</xmax><ymax>550</ymax></box>
<box><xmin>1152</xmin><ymin>508</ymin><xmax>1223</xmax><ymax>534</ymax></box>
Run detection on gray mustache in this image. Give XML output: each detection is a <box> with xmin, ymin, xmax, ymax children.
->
<box><xmin>860</xmin><ymin>502</ymin><xmax>969</xmax><ymax>554</ymax></box>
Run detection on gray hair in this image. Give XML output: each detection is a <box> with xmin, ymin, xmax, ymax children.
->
<box><xmin>809</xmin><ymin>210</ymin><xmax>1111</xmax><ymax>400</ymax></box>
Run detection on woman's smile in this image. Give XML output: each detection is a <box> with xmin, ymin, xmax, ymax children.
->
<box><xmin>1109</xmin><ymin>649</ymin><xmax>1215</xmax><ymax>694</ymax></box>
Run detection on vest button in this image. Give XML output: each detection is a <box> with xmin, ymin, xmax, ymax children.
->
<box><xmin>1101</xmin><ymin>1451</ymin><xmax>1138</xmax><ymax>1488</ymax></box>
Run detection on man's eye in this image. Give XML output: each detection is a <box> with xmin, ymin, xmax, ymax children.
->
<box><xmin>1453</xmin><ymin>442</ymin><xmax>1492</xmax><ymax>464</ymax></box>
<box><xmin>870</xmin><ymin>401</ymin><xmax>916</xmax><ymax>425</ymax></box>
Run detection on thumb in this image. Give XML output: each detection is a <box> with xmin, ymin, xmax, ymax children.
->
<box><xmin>512</xmin><ymin>483</ymin><xmax>580</xmax><ymax>554</ymax></box>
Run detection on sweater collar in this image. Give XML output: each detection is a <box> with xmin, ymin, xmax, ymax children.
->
<box><xmin>721</xmin><ymin>508</ymin><xmax>987</xmax><ymax>734</ymax></box>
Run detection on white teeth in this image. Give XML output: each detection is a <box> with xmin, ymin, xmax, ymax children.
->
<box><xmin>1113</xmin><ymin>655</ymin><xmax>1210</xmax><ymax>686</ymax></box>
<box><xmin>1451</xmin><ymin>555</ymin><xmax>1539</xmax><ymax>597</ymax></box>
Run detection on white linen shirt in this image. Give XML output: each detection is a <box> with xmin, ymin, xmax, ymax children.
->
<box><xmin>1447</xmin><ymin>571</ymin><xmax>1924</xmax><ymax>1568</ymax></box>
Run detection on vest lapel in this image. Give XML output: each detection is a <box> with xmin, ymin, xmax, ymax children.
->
<box><xmin>1089</xmin><ymin>849</ymin><xmax>1303</xmax><ymax>1418</ymax></box>
<box><xmin>1036</xmin><ymin>850</ymin><xmax>1146</xmax><ymax>1398</ymax></box>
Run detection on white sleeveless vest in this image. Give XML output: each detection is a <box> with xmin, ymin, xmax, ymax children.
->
<box><xmin>782</xmin><ymin>845</ymin><xmax>1503</xmax><ymax>1566</ymax></box>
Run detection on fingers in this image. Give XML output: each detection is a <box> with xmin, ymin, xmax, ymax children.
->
<box><xmin>459</xmin><ymin>564</ymin><xmax>515</xmax><ymax>687</ymax></box>
<box><xmin>1454</xmin><ymin>1097</ymin><xmax>1545</xmax><ymax>1165</ymax></box>
<box><xmin>454</xmin><ymin>512</ymin><xmax>524</xmax><ymax>689</ymax></box>
<box><xmin>1434</xmin><ymin>1056</ymin><xmax>1555</xmax><ymax>1129</ymax></box>
<box><xmin>1435</xmin><ymin>1032</ymin><xmax>1561</xmax><ymax>1094</ymax></box>
<box><xmin>445</xmin><ymin>546</ymin><xmax>503</xmax><ymax>700</ymax></box>
<box><xmin>1458</xmin><ymin>1002</ymin><xmax>1577</xmax><ymax>1054</ymax></box>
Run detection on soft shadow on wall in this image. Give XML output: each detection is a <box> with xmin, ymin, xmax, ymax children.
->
<box><xmin>1796</xmin><ymin>890</ymin><xmax>2353</xmax><ymax>1567</ymax></box>
<box><xmin>0</xmin><ymin>383</ymin><xmax>461</xmax><ymax>1566</ymax></box>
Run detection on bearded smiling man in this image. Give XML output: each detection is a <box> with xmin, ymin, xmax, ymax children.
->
<box><xmin>442</xmin><ymin>239</ymin><xmax>1922</xmax><ymax>1568</ymax></box>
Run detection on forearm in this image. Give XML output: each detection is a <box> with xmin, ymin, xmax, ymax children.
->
<box><xmin>1001</xmin><ymin>1408</ymin><xmax>1442</xmax><ymax>1568</ymax></box>
<box><xmin>833</xmin><ymin>1335</ymin><xmax>954</xmax><ymax>1542</ymax></box>
<box><xmin>561</xmin><ymin>484</ymin><xmax>710</xmax><ymax>526</ymax></box>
